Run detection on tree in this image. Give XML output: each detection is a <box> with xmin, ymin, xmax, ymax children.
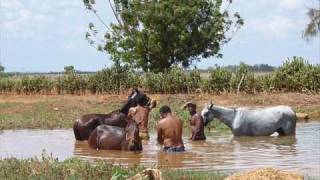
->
<box><xmin>84</xmin><ymin>0</ymin><xmax>243</xmax><ymax>72</ymax></box>
<box><xmin>0</xmin><ymin>63</ymin><xmax>4</xmax><ymax>72</ymax></box>
<box><xmin>303</xmin><ymin>1</ymin><xmax>320</xmax><ymax>41</ymax></box>
<box><xmin>64</xmin><ymin>65</ymin><xmax>75</xmax><ymax>74</ymax></box>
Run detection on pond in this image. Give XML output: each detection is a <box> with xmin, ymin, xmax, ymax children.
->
<box><xmin>0</xmin><ymin>121</ymin><xmax>319</xmax><ymax>178</ymax></box>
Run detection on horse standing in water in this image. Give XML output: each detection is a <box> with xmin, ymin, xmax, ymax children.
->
<box><xmin>201</xmin><ymin>102</ymin><xmax>296</xmax><ymax>136</ymax></box>
<box><xmin>73</xmin><ymin>89</ymin><xmax>152</xmax><ymax>140</ymax></box>
<box><xmin>88</xmin><ymin>120</ymin><xmax>142</xmax><ymax>151</ymax></box>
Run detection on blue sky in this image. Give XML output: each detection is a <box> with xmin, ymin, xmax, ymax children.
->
<box><xmin>1</xmin><ymin>0</ymin><xmax>319</xmax><ymax>72</ymax></box>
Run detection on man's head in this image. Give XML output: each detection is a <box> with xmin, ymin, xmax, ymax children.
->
<box><xmin>159</xmin><ymin>105</ymin><xmax>172</xmax><ymax>118</ymax></box>
<box><xmin>183</xmin><ymin>102</ymin><xmax>197</xmax><ymax>114</ymax></box>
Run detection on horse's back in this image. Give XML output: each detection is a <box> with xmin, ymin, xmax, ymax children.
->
<box><xmin>90</xmin><ymin>125</ymin><xmax>124</xmax><ymax>150</ymax></box>
<box><xmin>234</xmin><ymin>106</ymin><xmax>296</xmax><ymax>136</ymax></box>
<box><xmin>238</xmin><ymin>106</ymin><xmax>295</xmax><ymax>120</ymax></box>
<box><xmin>80</xmin><ymin>113</ymin><xmax>112</xmax><ymax>121</ymax></box>
<box><xmin>96</xmin><ymin>125</ymin><xmax>124</xmax><ymax>138</ymax></box>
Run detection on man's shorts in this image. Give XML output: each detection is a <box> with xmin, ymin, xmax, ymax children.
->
<box><xmin>163</xmin><ymin>146</ymin><xmax>185</xmax><ymax>153</ymax></box>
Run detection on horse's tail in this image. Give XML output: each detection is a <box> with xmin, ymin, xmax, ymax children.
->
<box><xmin>73</xmin><ymin>119</ymin><xmax>83</xmax><ymax>141</ymax></box>
<box><xmin>88</xmin><ymin>128</ymin><xmax>99</xmax><ymax>149</ymax></box>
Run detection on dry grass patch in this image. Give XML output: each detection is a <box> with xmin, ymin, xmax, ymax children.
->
<box><xmin>225</xmin><ymin>168</ymin><xmax>303</xmax><ymax>180</ymax></box>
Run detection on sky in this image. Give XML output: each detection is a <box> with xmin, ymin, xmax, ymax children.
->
<box><xmin>0</xmin><ymin>0</ymin><xmax>319</xmax><ymax>72</ymax></box>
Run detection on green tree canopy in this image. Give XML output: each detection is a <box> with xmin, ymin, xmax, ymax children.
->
<box><xmin>64</xmin><ymin>65</ymin><xmax>75</xmax><ymax>74</ymax></box>
<box><xmin>84</xmin><ymin>0</ymin><xmax>243</xmax><ymax>72</ymax></box>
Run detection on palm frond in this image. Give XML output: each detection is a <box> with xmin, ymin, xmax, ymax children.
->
<box><xmin>303</xmin><ymin>7</ymin><xmax>320</xmax><ymax>41</ymax></box>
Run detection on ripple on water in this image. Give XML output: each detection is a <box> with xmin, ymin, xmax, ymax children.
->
<box><xmin>0</xmin><ymin>122</ymin><xmax>319</xmax><ymax>178</ymax></box>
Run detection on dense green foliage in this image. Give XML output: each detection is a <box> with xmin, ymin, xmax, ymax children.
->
<box><xmin>84</xmin><ymin>0</ymin><xmax>243</xmax><ymax>72</ymax></box>
<box><xmin>0</xmin><ymin>155</ymin><xmax>226</xmax><ymax>180</ymax></box>
<box><xmin>0</xmin><ymin>57</ymin><xmax>319</xmax><ymax>95</ymax></box>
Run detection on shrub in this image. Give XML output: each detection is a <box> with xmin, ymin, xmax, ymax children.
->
<box><xmin>205</xmin><ymin>66</ymin><xmax>232</xmax><ymax>94</ymax></box>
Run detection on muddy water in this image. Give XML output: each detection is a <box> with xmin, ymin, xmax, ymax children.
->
<box><xmin>0</xmin><ymin>122</ymin><xmax>319</xmax><ymax>178</ymax></box>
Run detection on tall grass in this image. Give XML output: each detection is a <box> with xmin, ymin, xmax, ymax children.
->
<box><xmin>0</xmin><ymin>57</ymin><xmax>319</xmax><ymax>95</ymax></box>
<box><xmin>0</xmin><ymin>155</ymin><xmax>142</xmax><ymax>180</ymax></box>
<box><xmin>0</xmin><ymin>155</ymin><xmax>226</xmax><ymax>180</ymax></box>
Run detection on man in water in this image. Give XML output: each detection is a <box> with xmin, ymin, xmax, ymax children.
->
<box><xmin>128</xmin><ymin>95</ymin><xmax>156</xmax><ymax>140</ymax></box>
<box><xmin>157</xmin><ymin>105</ymin><xmax>185</xmax><ymax>152</ymax></box>
<box><xmin>184</xmin><ymin>102</ymin><xmax>206</xmax><ymax>141</ymax></box>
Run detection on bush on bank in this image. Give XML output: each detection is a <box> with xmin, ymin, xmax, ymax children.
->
<box><xmin>0</xmin><ymin>57</ymin><xmax>319</xmax><ymax>95</ymax></box>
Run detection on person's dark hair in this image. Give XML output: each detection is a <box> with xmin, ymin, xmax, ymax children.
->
<box><xmin>159</xmin><ymin>105</ymin><xmax>171</xmax><ymax>114</ymax></box>
<box><xmin>187</xmin><ymin>103</ymin><xmax>196</xmax><ymax>108</ymax></box>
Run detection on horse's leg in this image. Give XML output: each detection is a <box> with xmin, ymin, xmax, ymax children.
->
<box><xmin>73</xmin><ymin>119</ymin><xmax>83</xmax><ymax>140</ymax></box>
<box><xmin>277</xmin><ymin>128</ymin><xmax>285</xmax><ymax>136</ymax></box>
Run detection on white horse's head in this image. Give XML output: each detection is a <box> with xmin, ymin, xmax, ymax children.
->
<box><xmin>201</xmin><ymin>102</ymin><xmax>215</xmax><ymax>126</ymax></box>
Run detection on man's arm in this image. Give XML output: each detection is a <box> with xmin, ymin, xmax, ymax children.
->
<box><xmin>189</xmin><ymin>117</ymin><xmax>195</xmax><ymax>140</ymax></box>
<box><xmin>191</xmin><ymin>115</ymin><xmax>202</xmax><ymax>140</ymax></box>
<box><xmin>157</xmin><ymin>123</ymin><xmax>163</xmax><ymax>145</ymax></box>
<box><xmin>127</xmin><ymin>108</ymin><xmax>136</xmax><ymax>120</ymax></box>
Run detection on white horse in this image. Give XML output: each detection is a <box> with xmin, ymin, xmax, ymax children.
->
<box><xmin>201</xmin><ymin>102</ymin><xmax>296</xmax><ymax>136</ymax></box>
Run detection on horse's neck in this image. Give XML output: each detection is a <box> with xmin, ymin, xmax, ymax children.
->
<box><xmin>119</xmin><ymin>101</ymin><xmax>132</xmax><ymax>115</ymax></box>
<box><xmin>212</xmin><ymin>106</ymin><xmax>235</xmax><ymax>128</ymax></box>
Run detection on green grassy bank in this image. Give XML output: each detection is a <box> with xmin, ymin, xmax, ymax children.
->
<box><xmin>0</xmin><ymin>93</ymin><xmax>319</xmax><ymax>130</ymax></box>
<box><xmin>0</xmin><ymin>156</ymin><xmax>226</xmax><ymax>180</ymax></box>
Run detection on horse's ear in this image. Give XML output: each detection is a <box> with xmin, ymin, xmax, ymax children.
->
<box><xmin>134</xmin><ymin>88</ymin><xmax>139</xmax><ymax>94</ymax></box>
<box><xmin>209</xmin><ymin>103</ymin><xmax>213</xmax><ymax>109</ymax></box>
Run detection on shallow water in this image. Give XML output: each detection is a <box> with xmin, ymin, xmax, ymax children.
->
<box><xmin>0</xmin><ymin>122</ymin><xmax>319</xmax><ymax>178</ymax></box>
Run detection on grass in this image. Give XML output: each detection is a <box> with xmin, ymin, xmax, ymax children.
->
<box><xmin>0</xmin><ymin>93</ymin><xmax>319</xmax><ymax>130</ymax></box>
<box><xmin>0</xmin><ymin>155</ymin><xmax>227</xmax><ymax>180</ymax></box>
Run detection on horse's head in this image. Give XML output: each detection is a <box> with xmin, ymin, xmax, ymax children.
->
<box><xmin>124</xmin><ymin>120</ymin><xmax>142</xmax><ymax>151</ymax></box>
<box><xmin>121</xmin><ymin>89</ymin><xmax>152</xmax><ymax>115</ymax></box>
<box><xmin>128</xmin><ymin>89</ymin><xmax>152</xmax><ymax>106</ymax></box>
<box><xmin>201</xmin><ymin>102</ymin><xmax>215</xmax><ymax>126</ymax></box>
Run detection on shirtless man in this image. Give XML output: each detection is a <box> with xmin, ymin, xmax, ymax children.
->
<box><xmin>157</xmin><ymin>105</ymin><xmax>185</xmax><ymax>152</ymax></box>
<box><xmin>128</xmin><ymin>96</ymin><xmax>156</xmax><ymax>140</ymax></box>
<box><xmin>184</xmin><ymin>102</ymin><xmax>206</xmax><ymax>141</ymax></box>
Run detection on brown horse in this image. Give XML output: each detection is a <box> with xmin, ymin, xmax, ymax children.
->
<box><xmin>73</xmin><ymin>89</ymin><xmax>152</xmax><ymax>140</ymax></box>
<box><xmin>88</xmin><ymin>120</ymin><xmax>142</xmax><ymax>151</ymax></box>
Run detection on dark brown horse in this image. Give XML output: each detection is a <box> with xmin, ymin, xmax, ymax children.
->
<box><xmin>73</xmin><ymin>89</ymin><xmax>152</xmax><ymax>140</ymax></box>
<box><xmin>88</xmin><ymin>120</ymin><xmax>142</xmax><ymax>151</ymax></box>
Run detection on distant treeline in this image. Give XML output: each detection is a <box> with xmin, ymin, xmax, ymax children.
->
<box><xmin>0</xmin><ymin>57</ymin><xmax>319</xmax><ymax>95</ymax></box>
<box><xmin>222</xmin><ymin>64</ymin><xmax>276</xmax><ymax>72</ymax></box>
<box><xmin>2</xmin><ymin>64</ymin><xmax>276</xmax><ymax>76</ymax></box>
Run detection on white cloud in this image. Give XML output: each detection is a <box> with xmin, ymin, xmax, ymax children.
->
<box><xmin>278</xmin><ymin>0</ymin><xmax>303</xmax><ymax>10</ymax></box>
<box><xmin>1</xmin><ymin>0</ymin><xmax>23</xmax><ymax>9</ymax></box>
<box><xmin>1</xmin><ymin>0</ymin><xmax>83</xmax><ymax>40</ymax></box>
<box><xmin>248</xmin><ymin>15</ymin><xmax>299</xmax><ymax>39</ymax></box>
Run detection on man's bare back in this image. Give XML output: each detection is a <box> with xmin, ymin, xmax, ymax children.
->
<box><xmin>157</xmin><ymin>105</ymin><xmax>184</xmax><ymax>152</ymax></box>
